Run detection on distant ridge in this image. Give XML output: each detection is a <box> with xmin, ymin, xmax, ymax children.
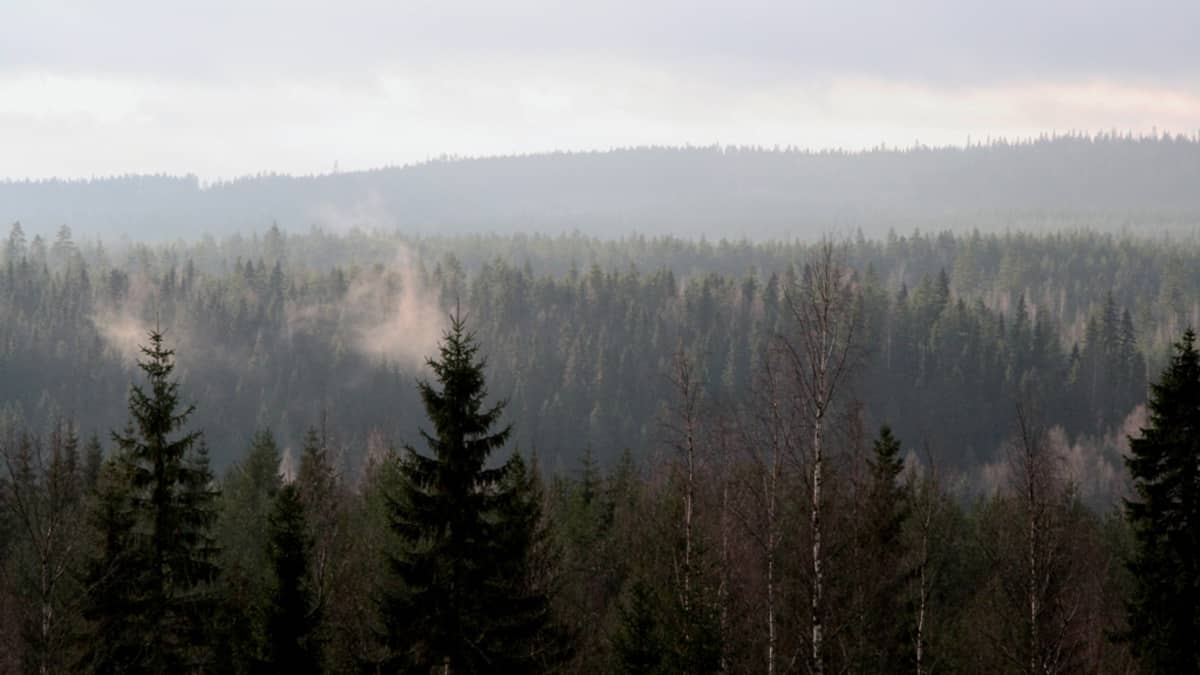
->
<box><xmin>4</xmin><ymin>134</ymin><xmax>1200</xmax><ymax>241</ymax></box>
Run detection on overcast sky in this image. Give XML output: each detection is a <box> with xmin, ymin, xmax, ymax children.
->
<box><xmin>2</xmin><ymin>1</ymin><xmax>1198</xmax><ymax>180</ymax></box>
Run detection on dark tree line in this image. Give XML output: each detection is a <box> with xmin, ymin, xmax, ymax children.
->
<box><xmin>2</xmin><ymin>315</ymin><xmax>556</xmax><ymax>673</ymax></box>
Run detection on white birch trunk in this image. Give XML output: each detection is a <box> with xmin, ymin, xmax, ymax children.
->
<box><xmin>810</xmin><ymin>407</ymin><xmax>825</xmax><ymax>675</ymax></box>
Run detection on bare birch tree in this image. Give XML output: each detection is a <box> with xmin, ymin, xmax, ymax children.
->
<box><xmin>907</xmin><ymin>445</ymin><xmax>945</xmax><ymax>675</ymax></box>
<box><xmin>979</xmin><ymin>403</ymin><xmax>1094</xmax><ymax>675</ymax></box>
<box><xmin>1</xmin><ymin>420</ymin><xmax>87</xmax><ymax>675</ymax></box>
<box><xmin>663</xmin><ymin>348</ymin><xmax>704</xmax><ymax>650</ymax></box>
<box><xmin>779</xmin><ymin>240</ymin><xmax>861</xmax><ymax>675</ymax></box>
<box><xmin>740</xmin><ymin>348</ymin><xmax>800</xmax><ymax>675</ymax></box>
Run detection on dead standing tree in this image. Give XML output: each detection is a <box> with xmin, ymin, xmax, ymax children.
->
<box><xmin>779</xmin><ymin>241</ymin><xmax>861</xmax><ymax>675</ymax></box>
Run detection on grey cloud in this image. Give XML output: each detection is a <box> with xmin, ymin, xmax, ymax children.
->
<box><xmin>2</xmin><ymin>0</ymin><xmax>1198</xmax><ymax>87</ymax></box>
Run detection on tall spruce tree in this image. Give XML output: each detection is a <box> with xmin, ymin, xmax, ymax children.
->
<box><xmin>1124</xmin><ymin>328</ymin><xmax>1200</xmax><ymax>672</ymax></box>
<box><xmin>264</xmin><ymin>483</ymin><xmax>322</xmax><ymax>675</ymax></box>
<box><xmin>107</xmin><ymin>329</ymin><xmax>220</xmax><ymax>672</ymax></box>
<box><xmin>381</xmin><ymin>311</ymin><xmax>557</xmax><ymax>673</ymax></box>
<box><xmin>856</xmin><ymin>425</ymin><xmax>910</xmax><ymax>673</ymax></box>
<box><xmin>216</xmin><ymin>429</ymin><xmax>285</xmax><ymax>671</ymax></box>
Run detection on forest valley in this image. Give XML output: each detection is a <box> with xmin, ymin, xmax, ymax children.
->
<box><xmin>2</xmin><ymin>227</ymin><xmax>1200</xmax><ymax>672</ymax></box>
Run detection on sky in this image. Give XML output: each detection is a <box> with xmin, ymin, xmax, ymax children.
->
<box><xmin>2</xmin><ymin>0</ymin><xmax>1198</xmax><ymax>180</ymax></box>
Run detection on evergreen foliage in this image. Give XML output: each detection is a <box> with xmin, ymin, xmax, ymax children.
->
<box><xmin>82</xmin><ymin>432</ymin><xmax>104</xmax><ymax>495</ymax></box>
<box><xmin>856</xmin><ymin>425</ymin><xmax>911</xmax><ymax>672</ymax></box>
<box><xmin>612</xmin><ymin>579</ymin><xmax>665</xmax><ymax>675</ymax></box>
<box><xmin>216</xmin><ymin>428</ymin><xmax>284</xmax><ymax>672</ymax></box>
<box><xmin>99</xmin><ymin>329</ymin><xmax>220</xmax><ymax>672</ymax></box>
<box><xmin>381</xmin><ymin>311</ymin><xmax>557</xmax><ymax>673</ymax></box>
<box><xmin>294</xmin><ymin>423</ymin><xmax>352</xmax><ymax>671</ymax></box>
<box><xmin>79</xmin><ymin>455</ymin><xmax>140</xmax><ymax>674</ymax></box>
<box><xmin>264</xmin><ymin>483</ymin><xmax>322</xmax><ymax>675</ymax></box>
<box><xmin>1124</xmin><ymin>328</ymin><xmax>1200</xmax><ymax>672</ymax></box>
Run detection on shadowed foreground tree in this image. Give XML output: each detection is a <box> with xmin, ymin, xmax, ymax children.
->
<box><xmin>380</xmin><ymin>311</ymin><xmax>561</xmax><ymax>673</ymax></box>
<box><xmin>80</xmin><ymin>329</ymin><xmax>220</xmax><ymax>674</ymax></box>
<box><xmin>1124</xmin><ymin>328</ymin><xmax>1200</xmax><ymax>673</ymax></box>
<box><xmin>78</xmin><ymin>451</ymin><xmax>139</xmax><ymax>674</ymax></box>
<box><xmin>853</xmin><ymin>425</ymin><xmax>910</xmax><ymax>673</ymax></box>
<box><xmin>264</xmin><ymin>482</ymin><xmax>322</xmax><ymax>674</ymax></box>
<box><xmin>612</xmin><ymin>579</ymin><xmax>666</xmax><ymax>675</ymax></box>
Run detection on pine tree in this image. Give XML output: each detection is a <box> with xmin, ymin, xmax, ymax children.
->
<box><xmin>106</xmin><ymin>329</ymin><xmax>219</xmax><ymax>672</ymax></box>
<box><xmin>264</xmin><ymin>483</ymin><xmax>322</xmax><ymax>675</ymax></box>
<box><xmin>382</xmin><ymin>311</ymin><xmax>558</xmax><ymax>673</ymax></box>
<box><xmin>1124</xmin><ymin>328</ymin><xmax>1200</xmax><ymax>672</ymax></box>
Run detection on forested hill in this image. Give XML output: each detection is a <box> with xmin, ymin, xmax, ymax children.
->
<box><xmin>3</xmin><ymin>226</ymin><xmax>1198</xmax><ymax>504</ymax></box>
<box><xmin>5</xmin><ymin>133</ymin><xmax>1200</xmax><ymax>241</ymax></box>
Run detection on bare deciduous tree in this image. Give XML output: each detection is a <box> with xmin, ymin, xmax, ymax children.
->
<box><xmin>979</xmin><ymin>403</ymin><xmax>1096</xmax><ymax>675</ymax></box>
<box><xmin>663</xmin><ymin>348</ymin><xmax>704</xmax><ymax>647</ymax></box>
<box><xmin>779</xmin><ymin>240</ymin><xmax>861</xmax><ymax>675</ymax></box>
<box><xmin>1</xmin><ymin>420</ymin><xmax>86</xmax><ymax>675</ymax></box>
<box><xmin>908</xmin><ymin>445</ymin><xmax>944</xmax><ymax>675</ymax></box>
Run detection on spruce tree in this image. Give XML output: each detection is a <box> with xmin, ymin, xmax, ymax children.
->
<box><xmin>216</xmin><ymin>428</ymin><xmax>285</xmax><ymax>671</ymax></box>
<box><xmin>856</xmin><ymin>425</ymin><xmax>910</xmax><ymax>673</ymax></box>
<box><xmin>1124</xmin><ymin>328</ymin><xmax>1200</xmax><ymax>672</ymax></box>
<box><xmin>107</xmin><ymin>329</ymin><xmax>220</xmax><ymax>672</ymax></box>
<box><xmin>79</xmin><ymin>453</ymin><xmax>140</xmax><ymax>674</ymax></box>
<box><xmin>295</xmin><ymin>423</ymin><xmax>344</xmax><ymax>643</ymax></box>
<box><xmin>612</xmin><ymin>579</ymin><xmax>665</xmax><ymax>675</ymax></box>
<box><xmin>382</xmin><ymin>311</ymin><xmax>558</xmax><ymax>673</ymax></box>
<box><xmin>264</xmin><ymin>483</ymin><xmax>322</xmax><ymax>675</ymax></box>
<box><xmin>82</xmin><ymin>432</ymin><xmax>104</xmax><ymax>495</ymax></box>
<box><xmin>179</xmin><ymin>438</ymin><xmax>221</xmax><ymax>668</ymax></box>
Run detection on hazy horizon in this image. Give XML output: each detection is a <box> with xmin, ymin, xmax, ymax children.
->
<box><xmin>6</xmin><ymin>138</ymin><xmax>1200</xmax><ymax>242</ymax></box>
<box><xmin>4</xmin><ymin>1</ymin><xmax>1199</xmax><ymax>180</ymax></box>
<box><xmin>3</xmin><ymin>131</ymin><xmax>1198</xmax><ymax>184</ymax></box>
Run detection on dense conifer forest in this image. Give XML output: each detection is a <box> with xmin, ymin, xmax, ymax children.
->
<box><xmin>3</xmin><ymin>220</ymin><xmax>1200</xmax><ymax>671</ymax></box>
<box><xmin>2</xmin><ymin>223</ymin><xmax>1195</xmax><ymax>489</ymax></box>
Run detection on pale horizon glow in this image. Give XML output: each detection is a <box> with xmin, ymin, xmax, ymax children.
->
<box><xmin>2</xmin><ymin>1</ymin><xmax>1198</xmax><ymax>181</ymax></box>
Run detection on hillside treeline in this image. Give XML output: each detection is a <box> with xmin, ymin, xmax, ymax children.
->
<box><xmin>4</xmin><ymin>134</ymin><xmax>1200</xmax><ymax>240</ymax></box>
